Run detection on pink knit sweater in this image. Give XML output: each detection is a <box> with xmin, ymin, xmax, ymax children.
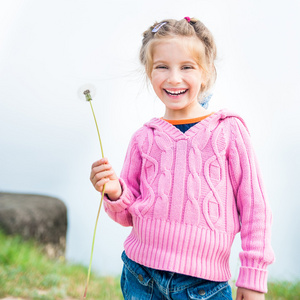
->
<box><xmin>103</xmin><ymin>109</ymin><xmax>274</xmax><ymax>293</ymax></box>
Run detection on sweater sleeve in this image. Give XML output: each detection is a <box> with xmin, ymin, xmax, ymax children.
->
<box><xmin>228</xmin><ymin>117</ymin><xmax>275</xmax><ymax>293</ymax></box>
<box><xmin>103</xmin><ymin>131</ymin><xmax>142</xmax><ymax>227</ymax></box>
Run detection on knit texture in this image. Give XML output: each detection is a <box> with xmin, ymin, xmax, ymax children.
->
<box><xmin>103</xmin><ymin>109</ymin><xmax>274</xmax><ymax>293</ymax></box>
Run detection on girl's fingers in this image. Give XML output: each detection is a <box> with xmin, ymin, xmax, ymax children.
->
<box><xmin>93</xmin><ymin>170</ymin><xmax>114</xmax><ymax>182</ymax></box>
<box><xmin>94</xmin><ymin>178</ymin><xmax>109</xmax><ymax>192</ymax></box>
<box><xmin>90</xmin><ymin>158</ymin><xmax>119</xmax><ymax>194</ymax></box>
<box><xmin>90</xmin><ymin>164</ymin><xmax>112</xmax><ymax>180</ymax></box>
<box><xmin>91</xmin><ymin>163</ymin><xmax>111</xmax><ymax>174</ymax></box>
<box><xmin>91</xmin><ymin>157</ymin><xmax>109</xmax><ymax>168</ymax></box>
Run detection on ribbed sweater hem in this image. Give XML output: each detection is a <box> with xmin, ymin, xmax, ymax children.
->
<box><xmin>124</xmin><ymin>216</ymin><xmax>236</xmax><ymax>282</ymax></box>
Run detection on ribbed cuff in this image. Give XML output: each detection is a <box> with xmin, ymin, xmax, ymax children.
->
<box><xmin>236</xmin><ymin>266</ymin><xmax>268</xmax><ymax>293</ymax></box>
<box><xmin>103</xmin><ymin>178</ymin><xmax>133</xmax><ymax>212</ymax></box>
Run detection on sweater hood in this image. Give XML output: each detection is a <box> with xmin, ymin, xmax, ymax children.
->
<box><xmin>145</xmin><ymin>109</ymin><xmax>249</xmax><ymax>134</ymax></box>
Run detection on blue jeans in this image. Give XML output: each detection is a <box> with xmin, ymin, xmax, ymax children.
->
<box><xmin>121</xmin><ymin>251</ymin><xmax>232</xmax><ymax>300</ymax></box>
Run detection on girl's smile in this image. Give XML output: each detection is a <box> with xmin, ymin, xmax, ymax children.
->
<box><xmin>164</xmin><ymin>88</ymin><xmax>188</xmax><ymax>96</ymax></box>
<box><xmin>150</xmin><ymin>37</ymin><xmax>206</xmax><ymax>119</ymax></box>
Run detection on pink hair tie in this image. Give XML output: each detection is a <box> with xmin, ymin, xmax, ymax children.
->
<box><xmin>184</xmin><ymin>16</ymin><xmax>191</xmax><ymax>23</ymax></box>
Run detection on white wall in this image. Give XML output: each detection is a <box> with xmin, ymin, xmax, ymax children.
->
<box><xmin>0</xmin><ymin>0</ymin><xmax>299</xmax><ymax>281</ymax></box>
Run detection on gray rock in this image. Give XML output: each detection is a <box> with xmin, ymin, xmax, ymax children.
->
<box><xmin>0</xmin><ymin>192</ymin><xmax>67</xmax><ymax>258</ymax></box>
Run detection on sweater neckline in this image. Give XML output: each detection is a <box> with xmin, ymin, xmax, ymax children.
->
<box><xmin>148</xmin><ymin>111</ymin><xmax>219</xmax><ymax>140</ymax></box>
<box><xmin>161</xmin><ymin>112</ymin><xmax>215</xmax><ymax>125</ymax></box>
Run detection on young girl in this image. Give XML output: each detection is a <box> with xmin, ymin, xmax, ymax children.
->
<box><xmin>90</xmin><ymin>17</ymin><xmax>274</xmax><ymax>300</ymax></box>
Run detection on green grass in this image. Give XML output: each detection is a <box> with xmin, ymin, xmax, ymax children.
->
<box><xmin>0</xmin><ymin>230</ymin><xmax>299</xmax><ymax>299</ymax></box>
<box><xmin>230</xmin><ymin>282</ymin><xmax>300</xmax><ymax>300</ymax></box>
<box><xmin>0</xmin><ymin>230</ymin><xmax>123</xmax><ymax>299</ymax></box>
<box><xmin>266</xmin><ymin>281</ymin><xmax>300</xmax><ymax>300</ymax></box>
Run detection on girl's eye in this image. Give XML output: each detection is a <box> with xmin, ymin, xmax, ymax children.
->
<box><xmin>155</xmin><ymin>65</ymin><xmax>168</xmax><ymax>69</ymax></box>
<box><xmin>182</xmin><ymin>65</ymin><xmax>193</xmax><ymax>70</ymax></box>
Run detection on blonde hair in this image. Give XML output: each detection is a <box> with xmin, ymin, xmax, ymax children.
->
<box><xmin>140</xmin><ymin>18</ymin><xmax>217</xmax><ymax>98</ymax></box>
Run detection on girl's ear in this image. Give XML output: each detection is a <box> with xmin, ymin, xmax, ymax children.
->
<box><xmin>197</xmin><ymin>83</ymin><xmax>205</xmax><ymax>99</ymax></box>
<box><xmin>200</xmin><ymin>73</ymin><xmax>207</xmax><ymax>91</ymax></box>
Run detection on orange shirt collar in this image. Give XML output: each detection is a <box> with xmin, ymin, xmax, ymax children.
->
<box><xmin>162</xmin><ymin>112</ymin><xmax>214</xmax><ymax>125</ymax></box>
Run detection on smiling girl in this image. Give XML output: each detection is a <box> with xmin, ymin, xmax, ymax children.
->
<box><xmin>90</xmin><ymin>17</ymin><xmax>274</xmax><ymax>300</ymax></box>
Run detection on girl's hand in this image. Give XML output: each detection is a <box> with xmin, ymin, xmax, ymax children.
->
<box><xmin>90</xmin><ymin>158</ymin><xmax>122</xmax><ymax>201</ymax></box>
<box><xmin>236</xmin><ymin>287</ymin><xmax>265</xmax><ymax>300</ymax></box>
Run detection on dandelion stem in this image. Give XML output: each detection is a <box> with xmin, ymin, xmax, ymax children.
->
<box><xmin>89</xmin><ymin>100</ymin><xmax>105</xmax><ymax>158</ymax></box>
<box><xmin>83</xmin><ymin>98</ymin><xmax>105</xmax><ymax>299</ymax></box>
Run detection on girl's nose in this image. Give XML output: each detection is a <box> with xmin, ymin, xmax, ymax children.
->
<box><xmin>167</xmin><ymin>69</ymin><xmax>182</xmax><ymax>85</ymax></box>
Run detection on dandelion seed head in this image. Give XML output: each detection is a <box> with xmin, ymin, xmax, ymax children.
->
<box><xmin>77</xmin><ymin>84</ymin><xmax>96</xmax><ymax>101</ymax></box>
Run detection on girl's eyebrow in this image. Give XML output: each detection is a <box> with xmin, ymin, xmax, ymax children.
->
<box><xmin>182</xmin><ymin>60</ymin><xmax>198</xmax><ymax>65</ymax></box>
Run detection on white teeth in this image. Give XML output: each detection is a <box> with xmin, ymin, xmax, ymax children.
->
<box><xmin>165</xmin><ymin>89</ymin><xmax>187</xmax><ymax>95</ymax></box>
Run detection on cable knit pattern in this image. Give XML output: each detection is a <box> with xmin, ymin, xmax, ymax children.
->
<box><xmin>103</xmin><ymin>109</ymin><xmax>274</xmax><ymax>293</ymax></box>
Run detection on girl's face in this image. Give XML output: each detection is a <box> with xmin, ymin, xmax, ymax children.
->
<box><xmin>150</xmin><ymin>37</ymin><xmax>204</xmax><ymax>119</ymax></box>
